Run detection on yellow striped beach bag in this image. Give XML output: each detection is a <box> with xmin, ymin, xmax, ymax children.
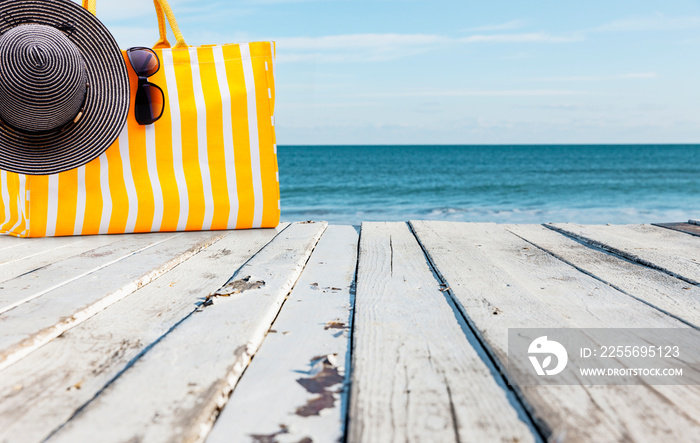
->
<box><xmin>0</xmin><ymin>0</ymin><xmax>280</xmax><ymax>238</ymax></box>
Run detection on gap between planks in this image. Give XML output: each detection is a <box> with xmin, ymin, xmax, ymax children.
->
<box><xmin>206</xmin><ymin>225</ymin><xmax>358</xmax><ymax>443</ymax></box>
<box><xmin>0</xmin><ymin>235</ymin><xmax>123</xmax><ymax>285</ymax></box>
<box><xmin>0</xmin><ymin>226</ymin><xmax>285</xmax><ymax>442</ymax></box>
<box><xmin>0</xmin><ymin>232</ymin><xmax>186</xmax><ymax>315</ymax></box>
<box><xmin>410</xmin><ymin>221</ymin><xmax>700</xmax><ymax>442</ymax></box>
<box><xmin>0</xmin><ymin>231</ymin><xmax>226</xmax><ymax>372</ymax></box>
<box><xmin>46</xmin><ymin>222</ymin><xmax>328</xmax><ymax>443</ymax></box>
<box><xmin>547</xmin><ymin>223</ymin><xmax>700</xmax><ymax>285</ymax></box>
<box><xmin>653</xmin><ymin>222</ymin><xmax>700</xmax><ymax>238</ymax></box>
<box><xmin>508</xmin><ymin>224</ymin><xmax>700</xmax><ymax>330</ymax></box>
<box><xmin>348</xmin><ymin>222</ymin><xmax>538</xmax><ymax>443</ymax></box>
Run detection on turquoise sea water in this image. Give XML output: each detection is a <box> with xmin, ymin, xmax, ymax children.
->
<box><xmin>277</xmin><ymin>145</ymin><xmax>700</xmax><ymax>225</ymax></box>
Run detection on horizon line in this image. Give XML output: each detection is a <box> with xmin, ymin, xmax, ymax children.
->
<box><xmin>277</xmin><ymin>143</ymin><xmax>700</xmax><ymax>147</ymax></box>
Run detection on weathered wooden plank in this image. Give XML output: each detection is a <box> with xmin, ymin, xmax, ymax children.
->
<box><xmin>410</xmin><ymin>221</ymin><xmax>700</xmax><ymax>442</ymax></box>
<box><xmin>0</xmin><ymin>234</ymin><xmax>24</xmax><ymax>248</ymax></box>
<box><xmin>0</xmin><ymin>235</ymin><xmax>80</xmax><ymax>258</ymax></box>
<box><xmin>0</xmin><ymin>231</ymin><xmax>228</xmax><ymax>372</ymax></box>
<box><xmin>0</xmin><ymin>232</ymin><xmax>180</xmax><ymax>314</ymax></box>
<box><xmin>0</xmin><ymin>236</ymin><xmax>50</xmax><ymax>255</ymax></box>
<box><xmin>508</xmin><ymin>224</ymin><xmax>700</xmax><ymax>329</ymax></box>
<box><xmin>207</xmin><ymin>225</ymin><xmax>358</xmax><ymax>443</ymax></box>
<box><xmin>548</xmin><ymin>223</ymin><xmax>700</xmax><ymax>284</ymax></box>
<box><xmin>48</xmin><ymin>222</ymin><xmax>327</xmax><ymax>443</ymax></box>
<box><xmin>0</xmin><ymin>226</ymin><xmax>285</xmax><ymax>443</ymax></box>
<box><xmin>349</xmin><ymin>222</ymin><xmax>537</xmax><ymax>443</ymax></box>
<box><xmin>0</xmin><ymin>235</ymin><xmax>123</xmax><ymax>284</ymax></box>
<box><xmin>653</xmin><ymin>222</ymin><xmax>700</xmax><ymax>238</ymax></box>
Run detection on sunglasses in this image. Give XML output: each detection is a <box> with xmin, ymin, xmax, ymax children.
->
<box><xmin>127</xmin><ymin>47</ymin><xmax>165</xmax><ymax>125</ymax></box>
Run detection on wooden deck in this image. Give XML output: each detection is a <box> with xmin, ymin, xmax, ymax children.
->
<box><xmin>1</xmin><ymin>221</ymin><xmax>700</xmax><ymax>442</ymax></box>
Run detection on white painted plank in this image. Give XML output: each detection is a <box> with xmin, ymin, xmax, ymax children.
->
<box><xmin>411</xmin><ymin>221</ymin><xmax>700</xmax><ymax>442</ymax></box>
<box><xmin>0</xmin><ymin>235</ymin><xmax>123</xmax><ymax>284</ymax></box>
<box><xmin>0</xmin><ymin>232</ymin><xmax>181</xmax><ymax>313</ymax></box>
<box><xmin>0</xmin><ymin>226</ymin><xmax>285</xmax><ymax>443</ymax></box>
<box><xmin>0</xmin><ymin>235</ymin><xmax>80</xmax><ymax>258</ymax></box>
<box><xmin>48</xmin><ymin>222</ymin><xmax>327</xmax><ymax>443</ymax></box>
<box><xmin>0</xmin><ymin>231</ymin><xmax>227</xmax><ymax>372</ymax></box>
<box><xmin>349</xmin><ymin>222</ymin><xmax>537</xmax><ymax>443</ymax></box>
<box><xmin>549</xmin><ymin>223</ymin><xmax>700</xmax><ymax>284</ymax></box>
<box><xmin>0</xmin><ymin>236</ymin><xmax>57</xmax><ymax>255</ymax></box>
<box><xmin>509</xmin><ymin>224</ymin><xmax>700</xmax><ymax>329</ymax></box>
<box><xmin>0</xmin><ymin>234</ymin><xmax>25</xmax><ymax>249</ymax></box>
<box><xmin>207</xmin><ymin>225</ymin><xmax>358</xmax><ymax>443</ymax></box>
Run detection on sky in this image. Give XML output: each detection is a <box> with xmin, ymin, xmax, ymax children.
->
<box><xmin>74</xmin><ymin>0</ymin><xmax>700</xmax><ymax>145</ymax></box>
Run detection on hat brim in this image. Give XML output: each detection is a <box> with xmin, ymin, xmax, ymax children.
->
<box><xmin>0</xmin><ymin>0</ymin><xmax>129</xmax><ymax>175</ymax></box>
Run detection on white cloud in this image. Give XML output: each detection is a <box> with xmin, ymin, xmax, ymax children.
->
<box><xmin>345</xmin><ymin>89</ymin><xmax>590</xmax><ymax>98</ymax></box>
<box><xmin>459</xmin><ymin>32</ymin><xmax>581</xmax><ymax>43</ymax></box>
<box><xmin>466</xmin><ymin>20</ymin><xmax>528</xmax><ymax>32</ymax></box>
<box><xmin>531</xmin><ymin>73</ymin><xmax>658</xmax><ymax>82</ymax></box>
<box><xmin>620</xmin><ymin>72</ymin><xmax>658</xmax><ymax>79</ymax></box>
<box><xmin>278</xmin><ymin>33</ymin><xmax>445</xmax><ymax>50</ymax></box>
<box><xmin>275</xmin><ymin>31</ymin><xmax>581</xmax><ymax>63</ymax></box>
<box><xmin>278</xmin><ymin>32</ymin><xmax>579</xmax><ymax>50</ymax></box>
<box><xmin>594</xmin><ymin>14</ymin><xmax>700</xmax><ymax>32</ymax></box>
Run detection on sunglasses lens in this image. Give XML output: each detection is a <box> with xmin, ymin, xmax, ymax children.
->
<box><xmin>135</xmin><ymin>83</ymin><xmax>164</xmax><ymax>125</ymax></box>
<box><xmin>128</xmin><ymin>48</ymin><xmax>159</xmax><ymax>77</ymax></box>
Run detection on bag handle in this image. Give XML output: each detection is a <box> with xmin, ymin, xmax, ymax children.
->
<box><xmin>81</xmin><ymin>0</ymin><xmax>188</xmax><ymax>49</ymax></box>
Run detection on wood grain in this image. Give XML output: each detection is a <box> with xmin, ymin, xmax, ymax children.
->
<box><xmin>0</xmin><ymin>232</ymin><xmax>182</xmax><ymax>314</ymax></box>
<box><xmin>0</xmin><ymin>227</ymin><xmax>284</xmax><ymax>443</ymax></box>
<box><xmin>653</xmin><ymin>222</ymin><xmax>700</xmax><ymax>238</ymax></box>
<box><xmin>508</xmin><ymin>224</ymin><xmax>700</xmax><ymax>329</ymax></box>
<box><xmin>0</xmin><ymin>231</ymin><xmax>225</xmax><ymax>371</ymax></box>
<box><xmin>548</xmin><ymin>223</ymin><xmax>700</xmax><ymax>284</ymax></box>
<box><xmin>349</xmin><ymin>222</ymin><xmax>537</xmax><ymax>443</ymax></box>
<box><xmin>47</xmin><ymin>222</ymin><xmax>327</xmax><ymax>443</ymax></box>
<box><xmin>207</xmin><ymin>225</ymin><xmax>358</xmax><ymax>443</ymax></box>
<box><xmin>0</xmin><ymin>235</ymin><xmax>122</xmax><ymax>284</ymax></box>
<box><xmin>0</xmin><ymin>234</ymin><xmax>25</xmax><ymax>249</ymax></box>
<box><xmin>410</xmin><ymin>221</ymin><xmax>700</xmax><ymax>442</ymax></box>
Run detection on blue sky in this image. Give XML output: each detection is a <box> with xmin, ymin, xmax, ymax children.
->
<box><xmin>79</xmin><ymin>0</ymin><xmax>700</xmax><ymax>144</ymax></box>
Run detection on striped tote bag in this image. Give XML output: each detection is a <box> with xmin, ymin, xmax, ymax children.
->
<box><xmin>0</xmin><ymin>0</ymin><xmax>280</xmax><ymax>237</ymax></box>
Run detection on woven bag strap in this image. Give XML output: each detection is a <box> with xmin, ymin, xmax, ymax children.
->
<box><xmin>81</xmin><ymin>0</ymin><xmax>188</xmax><ymax>49</ymax></box>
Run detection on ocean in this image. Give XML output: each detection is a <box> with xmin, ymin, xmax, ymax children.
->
<box><xmin>277</xmin><ymin>145</ymin><xmax>700</xmax><ymax>225</ymax></box>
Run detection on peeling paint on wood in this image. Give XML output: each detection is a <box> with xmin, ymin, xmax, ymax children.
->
<box><xmin>5</xmin><ymin>221</ymin><xmax>700</xmax><ymax>443</ymax></box>
<box><xmin>249</xmin><ymin>424</ymin><xmax>289</xmax><ymax>443</ymax></box>
<box><xmin>323</xmin><ymin>321</ymin><xmax>346</xmax><ymax>330</ymax></box>
<box><xmin>295</xmin><ymin>355</ymin><xmax>344</xmax><ymax>417</ymax></box>
<box><xmin>46</xmin><ymin>222</ymin><xmax>326</xmax><ymax>443</ymax></box>
<box><xmin>350</xmin><ymin>222</ymin><xmax>536</xmax><ymax>443</ymax></box>
<box><xmin>305</xmin><ymin>354</ymin><xmax>344</xmax><ymax>384</ymax></box>
<box><xmin>213</xmin><ymin>276</ymin><xmax>266</xmax><ymax>297</ymax></box>
<box><xmin>207</xmin><ymin>225</ymin><xmax>357</xmax><ymax>443</ymax></box>
<box><xmin>0</xmin><ymin>227</ymin><xmax>284</xmax><ymax>442</ymax></box>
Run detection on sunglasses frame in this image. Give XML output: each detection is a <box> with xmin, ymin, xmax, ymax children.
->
<box><xmin>127</xmin><ymin>47</ymin><xmax>165</xmax><ymax>126</ymax></box>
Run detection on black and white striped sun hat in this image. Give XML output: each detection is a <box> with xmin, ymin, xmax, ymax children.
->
<box><xmin>0</xmin><ymin>0</ymin><xmax>129</xmax><ymax>175</ymax></box>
